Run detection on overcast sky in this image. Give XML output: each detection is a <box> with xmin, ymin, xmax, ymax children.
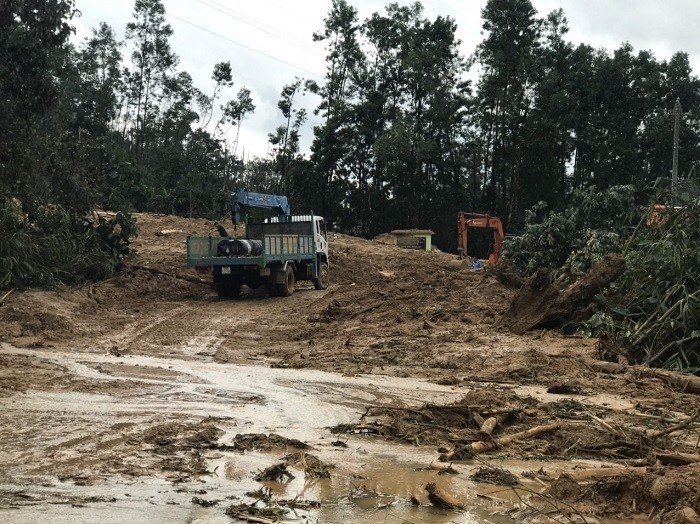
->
<box><xmin>72</xmin><ymin>0</ymin><xmax>700</xmax><ymax>158</ymax></box>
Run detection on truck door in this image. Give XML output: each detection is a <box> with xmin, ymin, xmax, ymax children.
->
<box><xmin>315</xmin><ymin>218</ymin><xmax>328</xmax><ymax>255</ymax></box>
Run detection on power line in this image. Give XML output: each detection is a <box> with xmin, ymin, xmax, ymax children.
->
<box><xmin>198</xmin><ymin>0</ymin><xmax>324</xmax><ymax>57</ymax></box>
<box><xmin>165</xmin><ymin>12</ymin><xmax>324</xmax><ymax>78</ymax></box>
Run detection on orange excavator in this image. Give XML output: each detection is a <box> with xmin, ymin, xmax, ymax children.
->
<box><xmin>457</xmin><ymin>212</ymin><xmax>505</xmax><ymax>267</ymax></box>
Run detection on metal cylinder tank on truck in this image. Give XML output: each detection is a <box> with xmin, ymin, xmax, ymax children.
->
<box><xmin>217</xmin><ymin>239</ymin><xmax>263</xmax><ymax>257</ymax></box>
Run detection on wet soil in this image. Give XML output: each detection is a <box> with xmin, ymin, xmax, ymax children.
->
<box><xmin>1</xmin><ymin>212</ymin><xmax>699</xmax><ymax>523</ymax></box>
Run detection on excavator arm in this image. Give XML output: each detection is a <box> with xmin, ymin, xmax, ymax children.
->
<box><xmin>457</xmin><ymin>212</ymin><xmax>505</xmax><ymax>266</ymax></box>
<box><xmin>230</xmin><ymin>188</ymin><xmax>291</xmax><ymax>225</ymax></box>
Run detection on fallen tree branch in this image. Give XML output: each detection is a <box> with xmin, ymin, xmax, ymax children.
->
<box><xmin>584</xmin><ymin>358</ymin><xmax>700</xmax><ymax>395</ymax></box>
<box><xmin>478</xmin><ymin>416</ymin><xmax>499</xmax><ymax>439</ymax></box>
<box><xmin>653</xmin><ymin>451</ymin><xmax>700</xmax><ymax>466</ymax></box>
<box><xmin>648</xmin><ymin>410</ymin><xmax>699</xmax><ymax>440</ymax></box>
<box><xmin>588</xmin><ymin>413</ymin><xmax>626</xmax><ymax>439</ymax></box>
<box><xmin>563</xmin><ymin>466</ymin><xmax>648</xmax><ymax>483</ymax></box>
<box><xmin>425</xmin><ymin>482</ymin><xmax>463</xmax><ymax>509</ymax></box>
<box><xmin>0</xmin><ymin>288</ymin><xmax>14</xmax><ymax>305</ymax></box>
<box><xmin>226</xmin><ymin>513</ymin><xmax>275</xmax><ymax>524</ymax></box>
<box><xmin>440</xmin><ymin>422</ymin><xmax>561</xmax><ymax>460</ymax></box>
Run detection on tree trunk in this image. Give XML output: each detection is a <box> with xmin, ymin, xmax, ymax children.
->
<box><xmin>502</xmin><ymin>254</ymin><xmax>627</xmax><ymax>334</ymax></box>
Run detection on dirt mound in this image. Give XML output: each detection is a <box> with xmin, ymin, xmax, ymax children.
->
<box><xmin>324</xmin><ymin>237</ymin><xmax>512</xmax><ymax>327</ymax></box>
<box><xmin>229</xmin><ymin>433</ymin><xmax>311</xmax><ymax>452</ymax></box>
<box><xmin>0</xmin><ymin>291</ymin><xmax>80</xmax><ymax>343</ymax></box>
<box><xmin>142</xmin><ymin>420</ymin><xmax>223</xmax><ymax>449</ymax></box>
<box><xmin>543</xmin><ymin>465</ymin><xmax>700</xmax><ymax>518</ymax></box>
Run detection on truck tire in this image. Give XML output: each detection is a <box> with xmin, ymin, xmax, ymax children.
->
<box><xmin>266</xmin><ymin>278</ymin><xmax>278</xmax><ymax>297</ymax></box>
<box><xmin>313</xmin><ymin>262</ymin><xmax>329</xmax><ymax>290</ymax></box>
<box><xmin>215</xmin><ymin>277</ymin><xmax>241</xmax><ymax>299</ymax></box>
<box><xmin>277</xmin><ymin>266</ymin><xmax>295</xmax><ymax>297</ymax></box>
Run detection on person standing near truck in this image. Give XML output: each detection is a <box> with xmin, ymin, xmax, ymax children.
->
<box><xmin>214</xmin><ymin>221</ymin><xmax>229</xmax><ymax>237</ymax></box>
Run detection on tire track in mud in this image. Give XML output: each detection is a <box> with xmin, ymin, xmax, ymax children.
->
<box><xmin>99</xmin><ymin>303</ymin><xmax>190</xmax><ymax>352</ymax></box>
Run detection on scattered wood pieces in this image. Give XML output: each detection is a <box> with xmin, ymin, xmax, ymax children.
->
<box><xmin>653</xmin><ymin>451</ymin><xmax>700</xmax><ymax>466</ymax></box>
<box><xmin>277</xmin><ymin>497</ymin><xmax>320</xmax><ymax>509</ymax></box>
<box><xmin>584</xmin><ymin>358</ymin><xmax>700</xmax><ymax>395</ymax></box>
<box><xmin>253</xmin><ymin>463</ymin><xmax>294</xmax><ymax>482</ymax></box>
<box><xmin>648</xmin><ymin>410</ymin><xmax>699</xmax><ymax>440</ymax></box>
<box><xmin>442</xmin><ymin>422</ymin><xmax>561</xmax><ymax>459</ymax></box>
<box><xmin>587</xmin><ymin>412</ymin><xmax>626</xmax><ymax>439</ymax></box>
<box><xmin>427</xmin><ymin>461</ymin><xmax>458</xmax><ymax>475</ymax></box>
<box><xmin>471</xmin><ymin>421</ymin><xmax>561</xmax><ymax>452</ymax></box>
<box><xmin>224</xmin><ymin>504</ymin><xmax>281</xmax><ymax>524</ymax></box>
<box><xmin>477</xmin><ymin>416</ymin><xmax>499</xmax><ymax>439</ymax></box>
<box><xmin>231</xmin><ymin>433</ymin><xmax>311</xmax><ymax>452</ymax></box>
<box><xmin>0</xmin><ymin>288</ymin><xmax>15</xmax><ymax>305</ymax></box>
<box><xmin>284</xmin><ymin>451</ymin><xmax>334</xmax><ymax>479</ymax></box>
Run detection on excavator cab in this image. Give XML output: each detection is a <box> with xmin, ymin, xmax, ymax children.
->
<box><xmin>457</xmin><ymin>212</ymin><xmax>505</xmax><ymax>267</ymax></box>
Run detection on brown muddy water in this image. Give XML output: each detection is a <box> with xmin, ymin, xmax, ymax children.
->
<box><xmin>0</xmin><ymin>344</ymin><xmax>601</xmax><ymax>523</ymax></box>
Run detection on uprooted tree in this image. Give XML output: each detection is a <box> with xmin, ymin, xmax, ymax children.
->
<box><xmin>502</xmin><ymin>254</ymin><xmax>627</xmax><ymax>335</ymax></box>
<box><xmin>501</xmin><ymin>182</ymin><xmax>700</xmax><ymax>374</ymax></box>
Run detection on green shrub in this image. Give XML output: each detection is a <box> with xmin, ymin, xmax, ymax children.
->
<box><xmin>503</xmin><ymin>183</ymin><xmax>700</xmax><ymax>373</ymax></box>
<box><xmin>604</xmin><ymin>191</ymin><xmax>700</xmax><ymax>372</ymax></box>
<box><xmin>502</xmin><ymin>185</ymin><xmax>638</xmax><ymax>275</ymax></box>
<box><xmin>0</xmin><ymin>198</ymin><xmax>137</xmax><ymax>288</ymax></box>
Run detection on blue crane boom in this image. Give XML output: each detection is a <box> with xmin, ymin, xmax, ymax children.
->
<box><xmin>230</xmin><ymin>188</ymin><xmax>291</xmax><ymax>225</ymax></box>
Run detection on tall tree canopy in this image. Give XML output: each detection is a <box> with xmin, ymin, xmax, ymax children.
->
<box><xmin>2</xmin><ymin>0</ymin><xmax>699</xmax><ymax>251</ymax></box>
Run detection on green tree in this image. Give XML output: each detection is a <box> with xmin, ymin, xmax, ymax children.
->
<box><xmin>269</xmin><ymin>79</ymin><xmax>308</xmax><ymax>194</ymax></box>
<box><xmin>473</xmin><ymin>0</ymin><xmax>541</xmax><ymax>223</ymax></box>
<box><xmin>0</xmin><ymin>0</ymin><xmax>77</xmax><ymax>205</ymax></box>
<box><xmin>125</xmin><ymin>0</ymin><xmax>177</xmax><ymax>157</ymax></box>
<box><xmin>76</xmin><ymin>22</ymin><xmax>123</xmax><ymax>135</ymax></box>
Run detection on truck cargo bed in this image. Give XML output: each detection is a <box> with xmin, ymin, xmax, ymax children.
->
<box><xmin>186</xmin><ymin>234</ymin><xmax>315</xmax><ymax>268</ymax></box>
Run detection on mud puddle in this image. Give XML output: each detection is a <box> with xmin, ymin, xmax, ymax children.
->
<box><xmin>0</xmin><ymin>344</ymin><xmax>612</xmax><ymax>523</ymax></box>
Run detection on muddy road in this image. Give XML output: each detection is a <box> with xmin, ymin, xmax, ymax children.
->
<box><xmin>1</xmin><ymin>213</ymin><xmax>699</xmax><ymax>523</ymax></box>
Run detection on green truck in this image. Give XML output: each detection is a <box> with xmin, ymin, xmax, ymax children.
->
<box><xmin>186</xmin><ymin>189</ymin><xmax>329</xmax><ymax>298</ymax></box>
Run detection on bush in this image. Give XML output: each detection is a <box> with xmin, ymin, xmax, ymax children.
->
<box><xmin>502</xmin><ymin>185</ymin><xmax>639</xmax><ymax>275</ymax></box>
<box><xmin>602</xmin><ymin>189</ymin><xmax>700</xmax><ymax>372</ymax></box>
<box><xmin>0</xmin><ymin>198</ymin><xmax>137</xmax><ymax>288</ymax></box>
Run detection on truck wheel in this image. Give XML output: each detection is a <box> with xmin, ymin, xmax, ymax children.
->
<box><xmin>230</xmin><ymin>278</ymin><xmax>242</xmax><ymax>298</ymax></box>
<box><xmin>266</xmin><ymin>277</ymin><xmax>278</xmax><ymax>297</ymax></box>
<box><xmin>277</xmin><ymin>266</ymin><xmax>295</xmax><ymax>297</ymax></box>
<box><xmin>215</xmin><ymin>282</ymin><xmax>229</xmax><ymax>298</ymax></box>
<box><xmin>215</xmin><ymin>277</ymin><xmax>241</xmax><ymax>298</ymax></box>
<box><xmin>313</xmin><ymin>262</ymin><xmax>329</xmax><ymax>290</ymax></box>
